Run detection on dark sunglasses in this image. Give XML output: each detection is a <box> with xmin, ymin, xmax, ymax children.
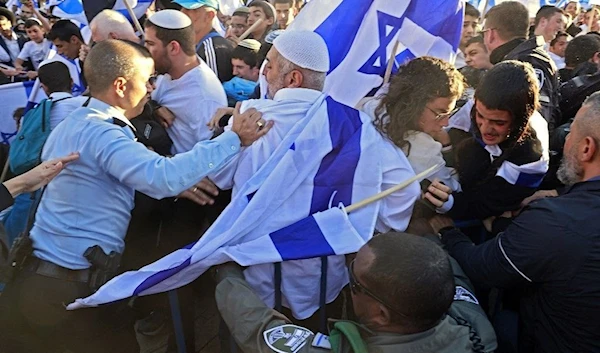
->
<box><xmin>348</xmin><ymin>259</ymin><xmax>409</xmax><ymax>318</ymax></box>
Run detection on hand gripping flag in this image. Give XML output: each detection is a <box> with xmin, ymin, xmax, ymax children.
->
<box><xmin>287</xmin><ymin>0</ymin><xmax>464</xmax><ymax>107</ymax></box>
<box><xmin>68</xmin><ymin>94</ymin><xmax>393</xmax><ymax>309</ymax></box>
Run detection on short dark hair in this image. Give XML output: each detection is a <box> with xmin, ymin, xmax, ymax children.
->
<box><xmin>474</xmin><ymin>60</ymin><xmax>539</xmax><ymax>144</ymax></box>
<box><xmin>84</xmin><ymin>39</ymin><xmax>152</xmax><ymax>95</ymax></box>
<box><xmin>374</xmin><ymin>57</ymin><xmax>464</xmax><ymax>155</ymax></box>
<box><xmin>232</xmin><ymin>45</ymin><xmax>260</xmax><ymax>68</ymax></box>
<box><xmin>466</xmin><ymin>35</ymin><xmax>486</xmax><ymax>51</ymax></box>
<box><xmin>24</xmin><ymin>18</ymin><xmax>42</xmax><ymax>29</ymax></box>
<box><xmin>534</xmin><ymin>5</ymin><xmax>565</xmax><ymax>28</ymax></box>
<box><xmin>274</xmin><ymin>0</ymin><xmax>294</xmax><ymax>6</ymax></box>
<box><xmin>47</xmin><ymin>19</ymin><xmax>83</xmax><ymax>42</ymax></box>
<box><xmin>485</xmin><ymin>1</ymin><xmax>529</xmax><ymax>41</ymax></box>
<box><xmin>364</xmin><ymin>232</ymin><xmax>455</xmax><ymax>332</ymax></box>
<box><xmin>38</xmin><ymin>61</ymin><xmax>72</xmax><ymax>93</ymax></box>
<box><xmin>465</xmin><ymin>2</ymin><xmax>480</xmax><ymax>18</ymax></box>
<box><xmin>248</xmin><ymin>0</ymin><xmax>275</xmax><ymax>19</ymax></box>
<box><xmin>144</xmin><ymin>19</ymin><xmax>196</xmax><ymax>56</ymax></box>
<box><xmin>232</xmin><ymin>10</ymin><xmax>249</xmax><ymax>18</ymax></box>
<box><xmin>550</xmin><ymin>32</ymin><xmax>569</xmax><ymax>46</ymax></box>
<box><xmin>564</xmin><ymin>34</ymin><xmax>600</xmax><ymax>67</ymax></box>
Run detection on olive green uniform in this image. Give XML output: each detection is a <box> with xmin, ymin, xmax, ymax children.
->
<box><xmin>215</xmin><ymin>253</ymin><xmax>497</xmax><ymax>353</ymax></box>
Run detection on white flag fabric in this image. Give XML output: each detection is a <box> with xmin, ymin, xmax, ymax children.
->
<box><xmin>0</xmin><ymin>81</ymin><xmax>32</xmax><ymax>144</ymax></box>
<box><xmin>287</xmin><ymin>0</ymin><xmax>464</xmax><ymax>107</ymax></box>
<box><xmin>68</xmin><ymin>94</ymin><xmax>389</xmax><ymax>309</ymax></box>
<box><xmin>50</xmin><ymin>0</ymin><xmax>151</xmax><ymax>25</ymax></box>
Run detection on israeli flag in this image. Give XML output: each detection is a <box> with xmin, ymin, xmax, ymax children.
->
<box><xmin>51</xmin><ymin>0</ymin><xmax>89</xmax><ymax>24</ymax></box>
<box><xmin>51</xmin><ymin>0</ymin><xmax>150</xmax><ymax>25</ymax></box>
<box><xmin>0</xmin><ymin>81</ymin><xmax>33</xmax><ymax>144</ymax></box>
<box><xmin>68</xmin><ymin>94</ymin><xmax>388</xmax><ymax>309</ymax></box>
<box><xmin>286</xmin><ymin>0</ymin><xmax>463</xmax><ymax>107</ymax></box>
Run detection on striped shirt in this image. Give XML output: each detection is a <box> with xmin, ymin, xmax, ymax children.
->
<box><xmin>196</xmin><ymin>30</ymin><xmax>234</xmax><ymax>83</ymax></box>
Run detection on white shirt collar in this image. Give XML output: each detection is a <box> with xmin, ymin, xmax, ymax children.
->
<box><xmin>273</xmin><ymin>88</ymin><xmax>322</xmax><ymax>103</ymax></box>
<box><xmin>49</xmin><ymin>92</ymin><xmax>73</xmax><ymax>100</ymax></box>
<box><xmin>2</xmin><ymin>32</ymin><xmax>17</xmax><ymax>42</ymax></box>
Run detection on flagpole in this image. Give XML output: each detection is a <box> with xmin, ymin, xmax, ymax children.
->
<box><xmin>123</xmin><ymin>0</ymin><xmax>145</xmax><ymax>41</ymax></box>
<box><xmin>239</xmin><ymin>18</ymin><xmax>263</xmax><ymax>41</ymax></box>
<box><xmin>383</xmin><ymin>40</ymin><xmax>400</xmax><ymax>85</ymax></box>
<box><xmin>345</xmin><ymin>163</ymin><xmax>444</xmax><ymax>213</ymax></box>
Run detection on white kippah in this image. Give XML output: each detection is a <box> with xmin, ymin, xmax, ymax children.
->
<box><xmin>148</xmin><ymin>9</ymin><xmax>192</xmax><ymax>29</ymax></box>
<box><xmin>273</xmin><ymin>30</ymin><xmax>329</xmax><ymax>73</ymax></box>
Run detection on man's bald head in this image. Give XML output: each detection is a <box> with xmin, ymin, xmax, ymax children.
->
<box><xmin>84</xmin><ymin>39</ymin><xmax>152</xmax><ymax>95</ymax></box>
<box><xmin>90</xmin><ymin>10</ymin><xmax>138</xmax><ymax>42</ymax></box>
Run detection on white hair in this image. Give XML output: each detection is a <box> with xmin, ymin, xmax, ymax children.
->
<box><xmin>279</xmin><ymin>54</ymin><xmax>326</xmax><ymax>91</ymax></box>
<box><xmin>90</xmin><ymin>10</ymin><xmax>137</xmax><ymax>42</ymax></box>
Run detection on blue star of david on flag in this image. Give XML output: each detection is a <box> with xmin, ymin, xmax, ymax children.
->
<box><xmin>287</xmin><ymin>0</ymin><xmax>464</xmax><ymax>107</ymax></box>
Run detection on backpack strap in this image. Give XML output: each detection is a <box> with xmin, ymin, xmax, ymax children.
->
<box><xmin>329</xmin><ymin>321</ymin><xmax>369</xmax><ymax>353</ymax></box>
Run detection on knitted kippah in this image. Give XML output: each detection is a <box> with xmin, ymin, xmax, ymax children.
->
<box><xmin>273</xmin><ymin>30</ymin><xmax>330</xmax><ymax>73</ymax></box>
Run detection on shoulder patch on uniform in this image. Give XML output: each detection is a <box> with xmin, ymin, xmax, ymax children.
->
<box><xmin>534</xmin><ymin>68</ymin><xmax>545</xmax><ymax>89</ymax></box>
<box><xmin>263</xmin><ymin>324</ymin><xmax>313</xmax><ymax>353</ymax></box>
<box><xmin>454</xmin><ymin>285</ymin><xmax>479</xmax><ymax>305</ymax></box>
<box><xmin>311</xmin><ymin>333</ymin><xmax>331</xmax><ymax>350</ymax></box>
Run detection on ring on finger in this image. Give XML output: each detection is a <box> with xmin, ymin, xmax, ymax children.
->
<box><xmin>192</xmin><ymin>187</ymin><xmax>198</xmax><ymax>193</ymax></box>
<box><xmin>256</xmin><ymin>121</ymin><xmax>264</xmax><ymax>129</ymax></box>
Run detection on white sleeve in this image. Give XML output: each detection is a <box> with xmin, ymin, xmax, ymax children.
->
<box><xmin>17</xmin><ymin>42</ymin><xmax>31</xmax><ymax>61</ymax></box>
<box><xmin>0</xmin><ymin>45</ymin><xmax>11</xmax><ymax>63</ymax></box>
<box><xmin>375</xmin><ymin>140</ymin><xmax>420</xmax><ymax>232</ymax></box>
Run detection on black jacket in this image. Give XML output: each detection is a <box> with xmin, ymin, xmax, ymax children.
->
<box><xmin>490</xmin><ymin>36</ymin><xmax>560</xmax><ymax>132</ymax></box>
<box><xmin>0</xmin><ymin>32</ymin><xmax>27</xmax><ymax>67</ymax></box>
<box><xmin>196</xmin><ymin>30</ymin><xmax>234</xmax><ymax>83</ymax></box>
<box><xmin>441</xmin><ymin>178</ymin><xmax>600</xmax><ymax>353</ymax></box>
<box><xmin>449</xmin><ymin>133</ymin><xmax>543</xmax><ymax>220</ymax></box>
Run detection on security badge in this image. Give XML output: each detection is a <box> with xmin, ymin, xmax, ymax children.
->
<box><xmin>534</xmin><ymin>68</ymin><xmax>545</xmax><ymax>90</ymax></box>
<box><xmin>454</xmin><ymin>285</ymin><xmax>479</xmax><ymax>305</ymax></box>
<box><xmin>264</xmin><ymin>324</ymin><xmax>313</xmax><ymax>353</ymax></box>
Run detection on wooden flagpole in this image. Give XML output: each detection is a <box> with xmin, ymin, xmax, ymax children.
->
<box><xmin>345</xmin><ymin>163</ymin><xmax>443</xmax><ymax>213</ymax></box>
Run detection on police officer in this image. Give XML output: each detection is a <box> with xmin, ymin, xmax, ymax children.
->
<box><xmin>481</xmin><ymin>1</ymin><xmax>561</xmax><ymax>132</ymax></box>
<box><xmin>0</xmin><ymin>39</ymin><xmax>272</xmax><ymax>353</ymax></box>
<box><xmin>215</xmin><ymin>232</ymin><xmax>497</xmax><ymax>353</ymax></box>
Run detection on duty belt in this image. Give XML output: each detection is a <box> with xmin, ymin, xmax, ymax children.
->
<box><xmin>24</xmin><ymin>257</ymin><xmax>90</xmax><ymax>283</ymax></box>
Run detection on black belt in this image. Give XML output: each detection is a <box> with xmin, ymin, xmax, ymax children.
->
<box><xmin>25</xmin><ymin>257</ymin><xmax>90</xmax><ymax>283</ymax></box>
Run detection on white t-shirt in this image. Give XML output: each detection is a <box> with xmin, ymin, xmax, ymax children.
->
<box><xmin>152</xmin><ymin>58</ymin><xmax>227</xmax><ymax>154</ymax></box>
<box><xmin>18</xmin><ymin>39</ymin><xmax>51</xmax><ymax>70</ymax></box>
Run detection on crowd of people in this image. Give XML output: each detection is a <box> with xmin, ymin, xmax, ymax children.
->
<box><xmin>0</xmin><ymin>0</ymin><xmax>598</xmax><ymax>352</ymax></box>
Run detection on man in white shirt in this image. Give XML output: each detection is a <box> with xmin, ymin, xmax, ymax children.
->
<box><xmin>549</xmin><ymin>32</ymin><xmax>569</xmax><ymax>69</ymax></box>
<box><xmin>210</xmin><ymin>30</ymin><xmax>420</xmax><ymax>329</ymax></box>
<box><xmin>145</xmin><ymin>10</ymin><xmax>227</xmax><ymax>154</ymax></box>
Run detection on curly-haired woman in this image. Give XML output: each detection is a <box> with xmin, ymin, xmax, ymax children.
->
<box><xmin>363</xmin><ymin>56</ymin><xmax>465</xmax><ymax>192</ymax></box>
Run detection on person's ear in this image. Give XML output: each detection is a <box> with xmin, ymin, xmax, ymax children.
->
<box><xmin>288</xmin><ymin>69</ymin><xmax>303</xmax><ymax>88</ymax></box>
<box><xmin>109</xmin><ymin>32</ymin><xmax>118</xmax><ymax>40</ymax></box>
<box><xmin>373</xmin><ymin>304</ymin><xmax>393</xmax><ymax>327</ymax></box>
<box><xmin>168</xmin><ymin>40</ymin><xmax>181</xmax><ymax>55</ymax></box>
<box><xmin>40</xmin><ymin>82</ymin><xmax>49</xmax><ymax>95</ymax></box>
<box><xmin>113</xmin><ymin>77</ymin><xmax>128</xmax><ymax>98</ymax></box>
<box><xmin>580</xmin><ymin>136</ymin><xmax>598</xmax><ymax>162</ymax></box>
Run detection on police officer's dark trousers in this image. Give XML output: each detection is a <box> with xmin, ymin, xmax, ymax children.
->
<box><xmin>0</xmin><ymin>257</ymin><xmax>138</xmax><ymax>353</ymax></box>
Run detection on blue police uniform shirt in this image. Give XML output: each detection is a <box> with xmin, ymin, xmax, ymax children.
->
<box><xmin>31</xmin><ymin>98</ymin><xmax>242</xmax><ymax>270</ymax></box>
